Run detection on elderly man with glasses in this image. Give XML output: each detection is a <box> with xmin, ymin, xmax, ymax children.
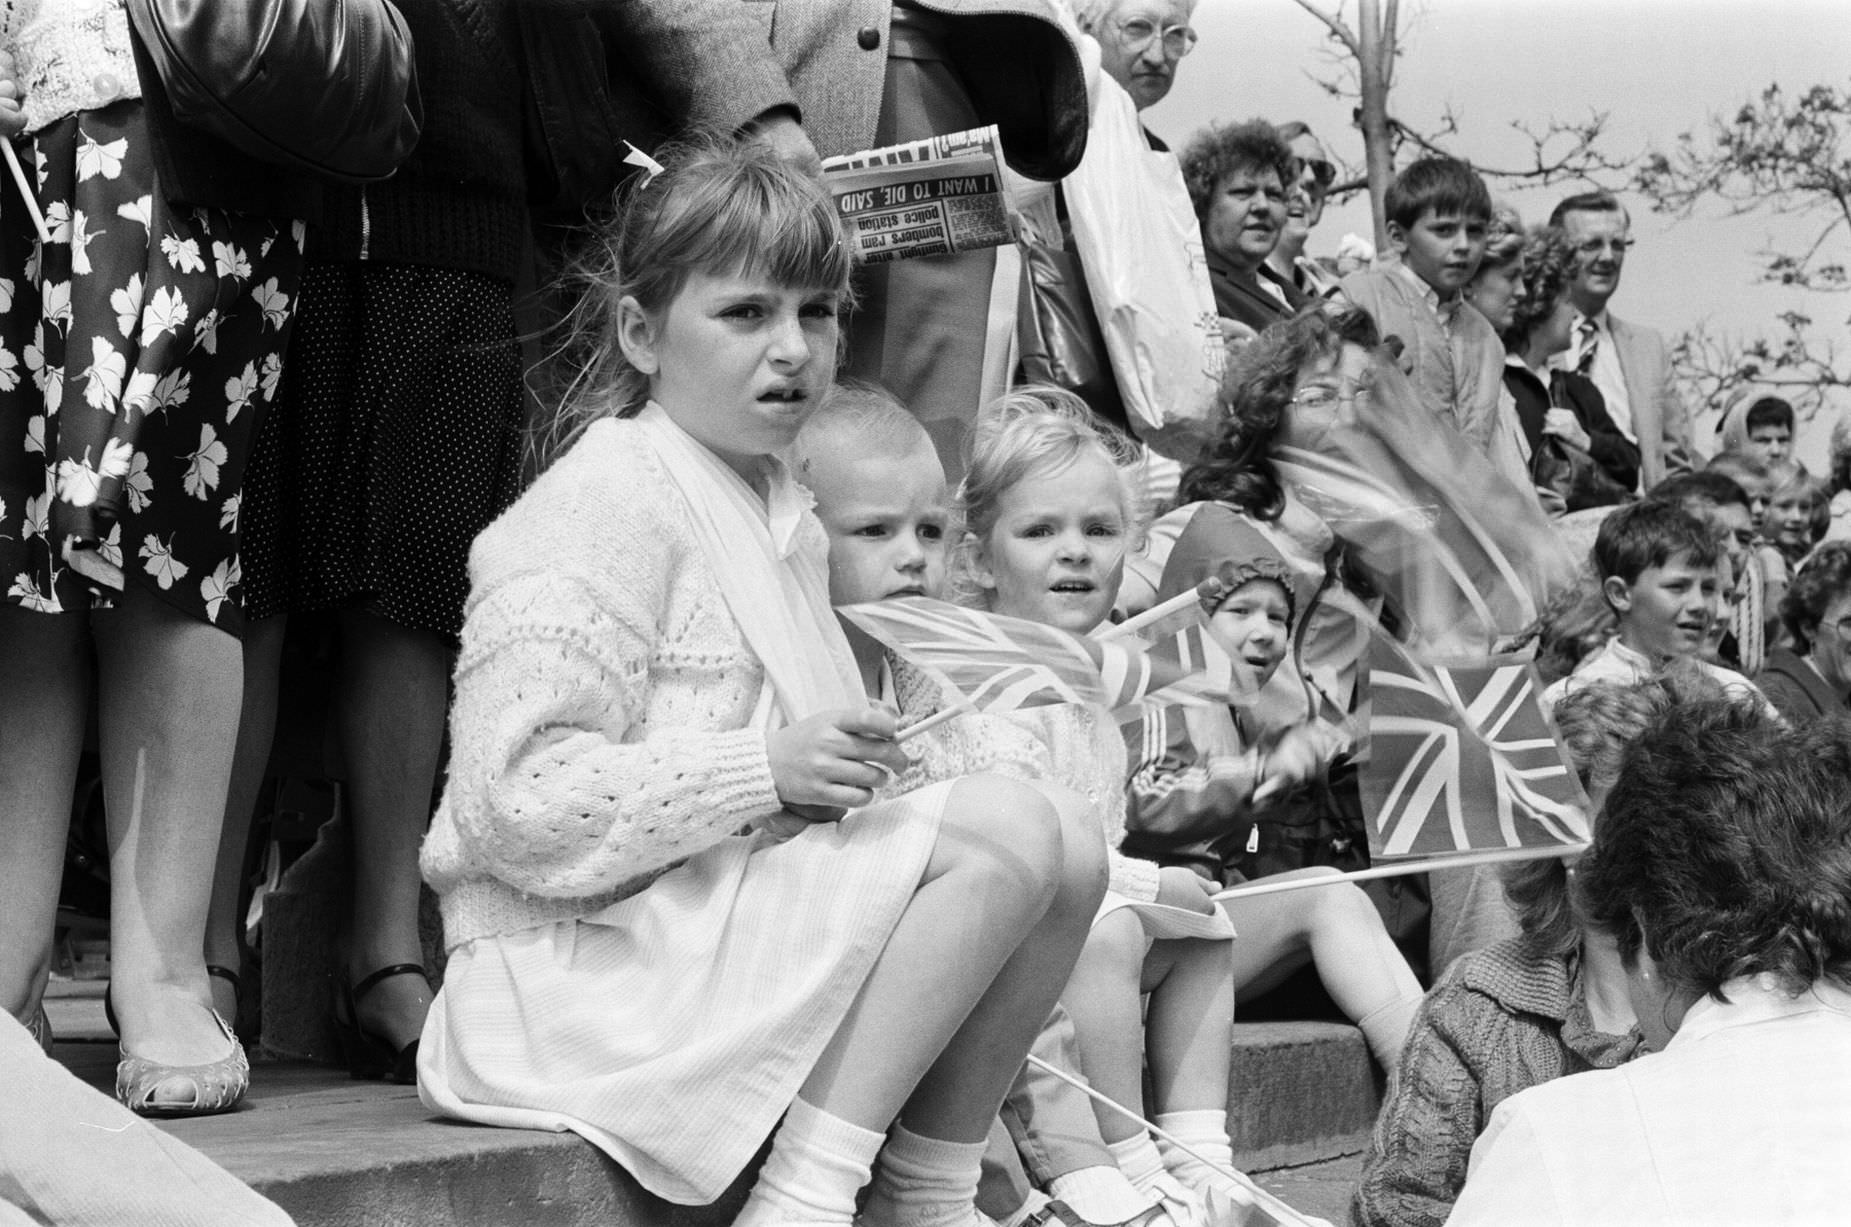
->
<box><xmin>1074</xmin><ymin>0</ymin><xmax>1198</xmax><ymax>118</ymax></box>
<box><xmin>1547</xmin><ymin>190</ymin><xmax>1695</xmax><ymax>489</ymax></box>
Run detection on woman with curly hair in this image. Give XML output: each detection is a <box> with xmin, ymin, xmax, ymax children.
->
<box><xmin>1756</xmin><ymin>540</ymin><xmax>1851</xmax><ymax>721</ymax></box>
<box><xmin>1178</xmin><ymin>119</ymin><xmax>1306</xmax><ymax>339</ymax></box>
<box><xmin>1449</xmin><ymin>700</ymin><xmax>1851</xmax><ymax>1224</ymax></box>
<box><xmin>1498</xmin><ymin>225</ymin><xmax>1638</xmax><ymax>508</ymax></box>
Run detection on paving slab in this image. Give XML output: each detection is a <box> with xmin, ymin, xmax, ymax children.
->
<box><xmin>49</xmin><ymin>1022</ymin><xmax>1370</xmax><ymax>1227</ymax></box>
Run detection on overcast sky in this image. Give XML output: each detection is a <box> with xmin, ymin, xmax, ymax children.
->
<box><xmin>1143</xmin><ymin>0</ymin><xmax>1851</xmax><ymax>463</ymax></box>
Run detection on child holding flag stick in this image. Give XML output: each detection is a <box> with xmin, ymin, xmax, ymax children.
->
<box><xmin>954</xmin><ymin>389</ymin><xmax>1260</xmax><ymax>1225</ymax></box>
<box><xmin>1121</xmin><ymin>502</ymin><xmax>1424</xmax><ymax>1073</ymax></box>
<box><xmin>415</xmin><ymin>139</ymin><xmax>1103</xmax><ymax>1227</ymax></box>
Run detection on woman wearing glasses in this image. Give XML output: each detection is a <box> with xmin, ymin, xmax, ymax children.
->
<box><xmin>1756</xmin><ymin>541</ymin><xmax>1851</xmax><ymax>721</ymax></box>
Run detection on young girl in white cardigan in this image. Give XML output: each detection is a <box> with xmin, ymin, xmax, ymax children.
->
<box><xmin>954</xmin><ymin>392</ymin><xmax>1255</xmax><ymax>1225</ymax></box>
<box><xmin>414</xmin><ymin>140</ymin><xmax>1103</xmax><ymax>1227</ymax></box>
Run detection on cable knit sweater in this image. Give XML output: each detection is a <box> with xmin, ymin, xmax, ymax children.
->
<box><xmin>421</xmin><ymin>418</ymin><xmax>792</xmax><ymax>951</ymax></box>
<box><xmin>1350</xmin><ymin>935</ymin><xmax>1644</xmax><ymax>1227</ymax></box>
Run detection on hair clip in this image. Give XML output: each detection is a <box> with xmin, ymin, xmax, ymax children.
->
<box><xmin>622</xmin><ymin>141</ymin><xmax>666</xmax><ymax>185</ymax></box>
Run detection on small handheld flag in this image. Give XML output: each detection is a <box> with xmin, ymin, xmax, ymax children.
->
<box><xmin>839</xmin><ymin>596</ymin><xmax>1242</xmax><ymax>727</ymax></box>
<box><xmin>1360</xmin><ymin>633</ymin><xmax>1590</xmax><ymax>861</ymax></box>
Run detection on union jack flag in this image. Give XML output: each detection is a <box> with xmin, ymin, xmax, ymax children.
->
<box><xmin>1359</xmin><ymin>634</ymin><xmax>1590</xmax><ymax>861</ymax></box>
<box><xmin>839</xmin><ymin>597</ymin><xmax>1237</xmax><ymax>721</ymax></box>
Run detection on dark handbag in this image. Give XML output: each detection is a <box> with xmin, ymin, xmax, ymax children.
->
<box><xmin>1018</xmin><ymin>235</ymin><xmax>1132</xmax><ymax>434</ymax></box>
<box><xmin>1530</xmin><ymin>379</ymin><xmax>1632</xmax><ymax>512</ymax></box>
<box><xmin>125</xmin><ymin>0</ymin><xmax>422</xmax><ymax>183</ymax></box>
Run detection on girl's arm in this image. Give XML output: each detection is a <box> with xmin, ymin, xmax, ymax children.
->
<box><xmin>445</xmin><ymin>569</ymin><xmax>782</xmax><ymax>900</ymax></box>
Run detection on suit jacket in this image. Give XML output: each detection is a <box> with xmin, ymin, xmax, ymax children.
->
<box><xmin>752</xmin><ymin>0</ymin><xmax>1086</xmax><ymax>179</ymax></box>
<box><xmin>1606</xmin><ymin>313</ymin><xmax>1694</xmax><ymax>489</ymax></box>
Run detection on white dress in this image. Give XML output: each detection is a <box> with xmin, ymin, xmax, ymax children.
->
<box><xmin>416</xmin><ymin>415</ymin><xmax>950</xmax><ymax>1204</ymax></box>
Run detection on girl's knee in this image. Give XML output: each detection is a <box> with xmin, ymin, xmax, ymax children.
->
<box><xmin>1312</xmin><ymin>880</ymin><xmax>1382</xmax><ymax>931</ymax></box>
<box><xmin>1041</xmin><ymin>782</ymin><xmax>1107</xmax><ymax>909</ymax></box>
<box><xmin>1081</xmin><ymin>908</ymin><xmax>1147</xmax><ymax>978</ymax></box>
<box><xmin>938</xmin><ymin>773</ymin><xmax>1065</xmax><ymax>904</ymax></box>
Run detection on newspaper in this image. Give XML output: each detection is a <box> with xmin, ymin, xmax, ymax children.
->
<box><xmin>821</xmin><ymin>126</ymin><xmax>1015</xmax><ymax>264</ymax></box>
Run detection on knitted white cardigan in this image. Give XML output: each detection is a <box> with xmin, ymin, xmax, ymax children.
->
<box><xmin>421</xmin><ymin>420</ymin><xmax>785</xmax><ymax>950</ymax></box>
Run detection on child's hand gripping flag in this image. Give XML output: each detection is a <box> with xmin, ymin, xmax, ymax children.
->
<box><xmin>838</xmin><ymin>596</ymin><xmax>1247</xmax><ymax>734</ymax></box>
<box><xmin>1360</xmin><ymin>632</ymin><xmax>1590</xmax><ymax>862</ymax></box>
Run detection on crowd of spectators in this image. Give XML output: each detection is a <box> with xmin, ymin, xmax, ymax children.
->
<box><xmin>3</xmin><ymin>3</ymin><xmax>1847</xmax><ymax>1225</ymax></box>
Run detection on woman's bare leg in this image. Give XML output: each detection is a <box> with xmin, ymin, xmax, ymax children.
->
<box><xmin>0</xmin><ymin>607</ymin><xmax>90</xmax><ymax>1020</ymax></box>
<box><xmin>334</xmin><ymin>606</ymin><xmax>445</xmax><ymax>1044</ymax></box>
<box><xmin>92</xmin><ymin>586</ymin><xmax>241</xmax><ymax>1076</ymax></box>
<box><xmin>203</xmin><ymin>614</ymin><xmax>287</xmax><ymax>1018</ymax></box>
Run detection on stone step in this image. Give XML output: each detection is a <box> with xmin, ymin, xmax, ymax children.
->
<box><xmin>50</xmin><ymin>1020</ymin><xmax>1377</xmax><ymax>1227</ymax></box>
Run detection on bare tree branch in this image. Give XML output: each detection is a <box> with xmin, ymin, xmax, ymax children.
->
<box><xmin>1288</xmin><ymin>0</ymin><xmax>1360</xmax><ymax>56</ymax></box>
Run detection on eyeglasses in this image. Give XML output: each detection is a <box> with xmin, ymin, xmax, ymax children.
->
<box><xmin>1291</xmin><ymin>374</ymin><xmax>1375</xmax><ymax>411</ymax></box>
<box><xmin>1298</xmin><ymin>158</ymin><xmax>1337</xmax><ymax>190</ymax></box>
<box><xmin>1574</xmin><ymin>237</ymin><xmax>1633</xmax><ymax>257</ymax></box>
<box><xmin>1115</xmin><ymin>17</ymin><xmax>1198</xmax><ymax>58</ymax></box>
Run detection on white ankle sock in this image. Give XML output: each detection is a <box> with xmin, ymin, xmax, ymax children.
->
<box><xmin>1104</xmin><ymin>1133</ymin><xmax>1168</xmax><ymax>1195</ymax></box>
<box><xmin>1106</xmin><ymin>1134</ymin><xmax>1202</xmax><ymax>1225</ymax></box>
<box><xmin>860</xmin><ymin>1122</ymin><xmax>990</xmax><ymax>1227</ymax></box>
<box><xmin>1151</xmin><ymin>1110</ymin><xmax>1246</xmax><ymax>1199</ymax></box>
<box><xmin>735</xmin><ymin>1097</ymin><xmax>886</xmax><ymax>1227</ymax></box>
<box><xmin>1047</xmin><ymin>1164</ymin><xmax>1155</xmax><ymax>1225</ymax></box>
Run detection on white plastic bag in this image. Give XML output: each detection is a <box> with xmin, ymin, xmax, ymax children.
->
<box><xmin>1061</xmin><ymin>39</ymin><xmax>1223</xmax><ymax>437</ymax></box>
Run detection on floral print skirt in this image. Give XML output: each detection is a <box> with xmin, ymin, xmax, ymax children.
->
<box><xmin>0</xmin><ymin>100</ymin><xmax>303</xmax><ymax>634</ymax></box>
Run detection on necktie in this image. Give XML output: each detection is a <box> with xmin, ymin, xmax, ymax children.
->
<box><xmin>1574</xmin><ymin>318</ymin><xmax>1599</xmax><ymax>377</ymax></box>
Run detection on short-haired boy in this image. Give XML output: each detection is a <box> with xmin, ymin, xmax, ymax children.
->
<box><xmin>1340</xmin><ymin>157</ymin><xmax>1508</xmax><ymax>464</ymax></box>
<box><xmin>798</xmin><ymin>385</ymin><xmax>1158</xmax><ymax>1227</ymax></box>
<box><xmin>1543</xmin><ymin>500</ymin><xmax>1775</xmax><ymax>713</ymax></box>
<box><xmin>1650</xmin><ymin>470</ymin><xmax>1761</xmax><ymax>670</ymax></box>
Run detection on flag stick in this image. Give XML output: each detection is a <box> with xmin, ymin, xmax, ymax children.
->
<box><xmin>895</xmin><ymin>703</ymin><xmax>967</xmax><ymax>743</ymax></box>
<box><xmin>1099</xmin><ymin>582</ymin><xmax>1210</xmax><ymax>641</ymax></box>
<box><xmin>1213</xmin><ymin>842</ymin><xmax>1588</xmax><ymax>903</ymax></box>
<box><xmin>1023</xmin><ymin>1054</ymin><xmax>1314</xmax><ymax>1227</ymax></box>
<box><xmin>2</xmin><ymin>142</ymin><xmax>49</xmax><ymax>245</ymax></box>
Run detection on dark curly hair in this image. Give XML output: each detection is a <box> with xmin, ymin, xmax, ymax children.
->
<box><xmin>1575</xmin><ymin>700</ymin><xmax>1851</xmax><ymax>1002</ymax></box>
<box><xmin>1177</xmin><ymin>306</ymin><xmax>1381</xmax><ymax>521</ymax></box>
<box><xmin>1502</xmin><ymin>225</ymin><xmax>1579</xmax><ymax>350</ymax></box>
<box><xmin>1178</xmin><ymin>119</ymin><xmax>1297</xmax><ymax>222</ymax></box>
<box><xmin>1781</xmin><ymin>540</ymin><xmax>1851</xmax><ymax>651</ymax></box>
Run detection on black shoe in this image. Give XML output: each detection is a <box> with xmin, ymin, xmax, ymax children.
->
<box><xmin>332</xmin><ymin>963</ymin><xmax>429</xmax><ymax>1084</ymax></box>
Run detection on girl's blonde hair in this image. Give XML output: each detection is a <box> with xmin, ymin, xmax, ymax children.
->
<box><xmin>537</xmin><ymin>136</ymin><xmax>853</xmax><ymax>463</ymax></box>
<box><xmin>949</xmin><ymin>386</ymin><xmax>1146</xmax><ymax>605</ymax></box>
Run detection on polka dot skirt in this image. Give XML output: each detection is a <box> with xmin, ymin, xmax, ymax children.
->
<box><xmin>240</xmin><ymin>262</ymin><xmax>524</xmax><ymax>638</ymax></box>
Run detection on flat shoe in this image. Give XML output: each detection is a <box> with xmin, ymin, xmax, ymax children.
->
<box><xmin>116</xmin><ymin>1008</ymin><xmax>248</xmax><ymax>1117</ymax></box>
